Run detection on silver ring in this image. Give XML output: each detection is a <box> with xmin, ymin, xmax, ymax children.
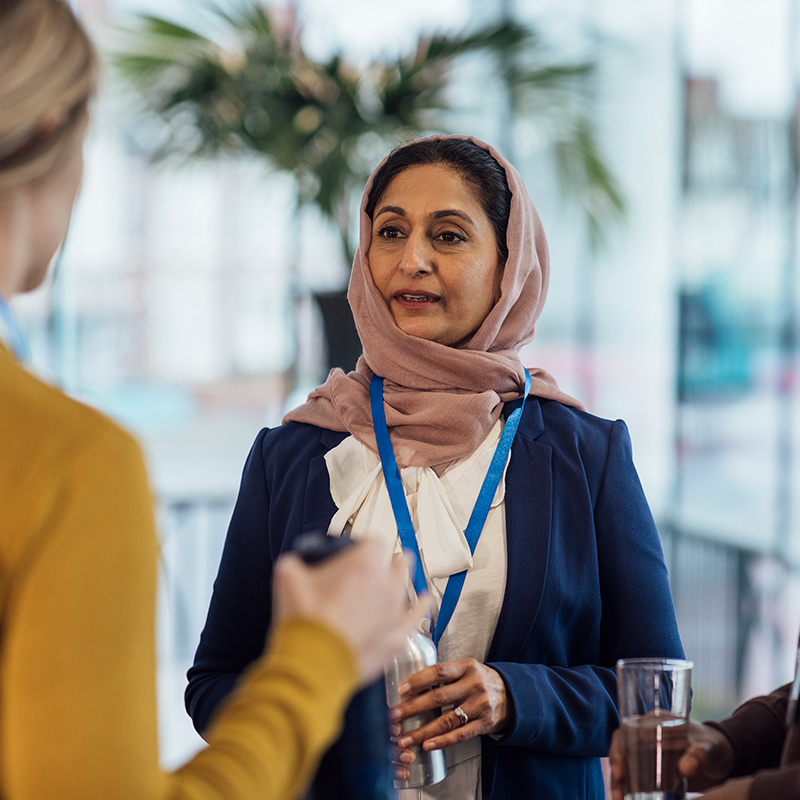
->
<box><xmin>454</xmin><ymin>706</ymin><xmax>469</xmax><ymax>727</ymax></box>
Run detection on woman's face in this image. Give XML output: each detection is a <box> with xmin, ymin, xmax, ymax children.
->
<box><xmin>368</xmin><ymin>163</ymin><xmax>502</xmax><ymax>347</ymax></box>
<box><xmin>0</xmin><ymin>128</ymin><xmax>85</xmax><ymax>297</ymax></box>
<box><xmin>23</xmin><ymin>142</ymin><xmax>84</xmax><ymax>292</ymax></box>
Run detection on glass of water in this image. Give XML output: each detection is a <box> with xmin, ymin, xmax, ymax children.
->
<box><xmin>616</xmin><ymin>657</ymin><xmax>693</xmax><ymax>800</ymax></box>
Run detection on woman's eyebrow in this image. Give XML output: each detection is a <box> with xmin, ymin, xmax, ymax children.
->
<box><xmin>432</xmin><ymin>209</ymin><xmax>475</xmax><ymax>226</ymax></box>
<box><xmin>374</xmin><ymin>206</ymin><xmax>475</xmax><ymax>227</ymax></box>
<box><xmin>375</xmin><ymin>205</ymin><xmax>405</xmax><ymax>218</ymax></box>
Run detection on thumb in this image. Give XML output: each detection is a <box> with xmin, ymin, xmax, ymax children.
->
<box><xmin>679</xmin><ymin>745</ymin><xmax>708</xmax><ymax>777</ymax></box>
<box><xmin>273</xmin><ymin>551</ymin><xmax>303</xmax><ymax>576</ymax></box>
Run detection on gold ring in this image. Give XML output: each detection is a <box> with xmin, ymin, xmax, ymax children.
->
<box><xmin>454</xmin><ymin>706</ymin><xmax>469</xmax><ymax>727</ymax></box>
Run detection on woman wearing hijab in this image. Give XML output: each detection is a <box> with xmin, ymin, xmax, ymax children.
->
<box><xmin>0</xmin><ymin>2</ymin><xmax>424</xmax><ymax>799</ymax></box>
<box><xmin>186</xmin><ymin>135</ymin><xmax>684</xmax><ymax>800</ymax></box>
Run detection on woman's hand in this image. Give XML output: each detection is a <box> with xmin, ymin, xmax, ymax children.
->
<box><xmin>273</xmin><ymin>542</ymin><xmax>428</xmax><ymax>685</ymax></box>
<box><xmin>389</xmin><ymin>658</ymin><xmax>508</xmax><ymax>775</ymax></box>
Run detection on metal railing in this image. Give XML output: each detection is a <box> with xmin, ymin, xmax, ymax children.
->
<box><xmin>661</xmin><ymin>524</ymin><xmax>800</xmax><ymax>720</ymax></box>
<box><xmin>156</xmin><ymin>495</ymin><xmax>237</xmax><ymax>663</ymax></box>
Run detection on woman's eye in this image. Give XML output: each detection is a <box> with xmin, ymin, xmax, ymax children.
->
<box><xmin>436</xmin><ymin>230</ymin><xmax>465</xmax><ymax>244</ymax></box>
<box><xmin>378</xmin><ymin>225</ymin><xmax>403</xmax><ymax>239</ymax></box>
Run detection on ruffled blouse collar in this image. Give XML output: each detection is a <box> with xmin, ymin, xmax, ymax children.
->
<box><xmin>325</xmin><ymin>419</ymin><xmax>507</xmax><ymax>581</ymax></box>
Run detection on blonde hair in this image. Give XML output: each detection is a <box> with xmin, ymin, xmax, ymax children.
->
<box><xmin>0</xmin><ymin>0</ymin><xmax>99</xmax><ymax>192</ymax></box>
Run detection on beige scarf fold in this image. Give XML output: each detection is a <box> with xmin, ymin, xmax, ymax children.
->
<box><xmin>283</xmin><ymin>134</ymin><xmax>581</xmax><ymax>468</ymax></box>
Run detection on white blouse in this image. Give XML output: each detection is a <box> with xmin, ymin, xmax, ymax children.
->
<box><xmin>325</xmin><ymin>421</ymin><xmax>510</xmax><ymax>800</ymax></box>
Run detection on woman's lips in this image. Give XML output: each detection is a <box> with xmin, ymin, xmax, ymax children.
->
<box><xmin>392</xmin><ymin>290</ymin><xmax>441</xmax><ymax>309</ymax></box>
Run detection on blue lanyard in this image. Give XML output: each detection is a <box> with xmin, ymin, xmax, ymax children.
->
<box><xmin>370</xmin><ymin>370</ymin><xmax>531</xmax><ymax>644</ymax></box>
<box><xmin>0</xmin><ymin>295</ymin><xmax>30</xmax><ymax>362</ymax></box>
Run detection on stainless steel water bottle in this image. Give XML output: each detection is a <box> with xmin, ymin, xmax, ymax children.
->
<box><xmin>385</xmin><ymin>629</ymin><xmax>447</xmax><ymax>789</ymax></box>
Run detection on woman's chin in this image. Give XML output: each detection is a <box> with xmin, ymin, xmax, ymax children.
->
<box><xmin>396</xmin><ymin>323</ymin><xmax>449</xmax><ymax>345</ymax></box>
<box><xmin>393</xmin><ymin>318</ymin><xmax>480</xmax><ymax>348</ymax></box>
<box><xmin>19</xmin><ymin>259</ymin><xmax>53</xmax><ymax>295</ymax></box>
<box><xmin>389</xmin><ymin>312</ymin><xmax>447</xmax><ymax>345</ymax></box>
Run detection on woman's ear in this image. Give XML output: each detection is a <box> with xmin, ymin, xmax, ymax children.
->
<box><xmin>492</xmin><ymin>259</ymin><xmax>505</xmax><ymax>304</ymax></box>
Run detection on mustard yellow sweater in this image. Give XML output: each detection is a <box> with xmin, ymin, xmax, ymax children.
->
<box><xmin>0</xmin><ymin>343</ymin><xmax>358</xmax><ymax>799</ymax></box>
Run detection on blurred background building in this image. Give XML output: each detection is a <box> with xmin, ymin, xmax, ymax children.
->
<box><xmin>13</xmin><ymin>0</ymin><xmax>800</xmax><ymax>768</ymax></box>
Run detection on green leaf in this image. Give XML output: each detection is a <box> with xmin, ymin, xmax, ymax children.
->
<box><xmin>112</xmin><ymin>3</ymin><xmax>625</xmax><ymax>253</ymax></box>
<box><xmin>135</xmin><ymin>14</ymin><xmax>205</xmax><ymax>40</ymax></box>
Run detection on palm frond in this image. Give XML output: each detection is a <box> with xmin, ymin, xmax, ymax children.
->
<box><xmin>553</xmin><ymin>118</ymin><xmax>626</xmax><ymax>249</ymax></box>
<box><xmin>136</xmin><ymin>14</ymin><xmax>205</xmax><ymax>40</ymax></box>
<box><xmin>421</xmin><ymin>21</ymin><xmax>534</xmax><ymax>64</ymax></box>
<box><xmin>112</xmin><ymin>1</ymin><xmax>625</xmax><ymax>254</ymax></box>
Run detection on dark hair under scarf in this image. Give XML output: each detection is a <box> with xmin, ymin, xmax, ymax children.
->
<box><xmin>366</xmin><ymin>138</ymin><xmax>513</xmax><ymax>266</ymax></box>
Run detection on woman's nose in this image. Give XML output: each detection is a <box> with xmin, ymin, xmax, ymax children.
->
<box><xmin>398</xmin><ymin>235</ymin><xmax>432</xmax><ymax>276</ymax></box>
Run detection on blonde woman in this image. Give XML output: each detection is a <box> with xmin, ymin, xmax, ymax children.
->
<box><xmin>0</xmin><ymin>2</ymin><xmax>424</xmax><ymax>799</ymax></box>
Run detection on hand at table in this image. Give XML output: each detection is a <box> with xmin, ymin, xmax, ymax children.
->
<box><xmin>390</xmin><ymin>658</ymin><xmax>508</xmax><ymax>779</ymax></box>
<box><xmin>695</xmin><ymin>777</ymin><xmax>752</xmax><ymax>799</ymax></box>
<box><xmin>609</xmin><ymin>720</ymin><xmax>736</xmax><ymax>800</ymax></box>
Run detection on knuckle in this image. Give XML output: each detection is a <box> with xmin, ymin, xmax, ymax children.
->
<box><xmin>442</xmin><ymin>714</ymin><xmax>459</xmax><ymax>733</ymax></box>
<box><xmin>462</xmin><ymin>726</ymin><xmax>476</xmax><ymax>742</ymax></box>
<box><xmin>431</xmin><ymin>687</ymin><xmax>449</xmax><ymax>705</ymax></box>
<box><xmin>454</xmin><ymin>725</ymin><xmax>473</xmax><ymax>743</ymax></box>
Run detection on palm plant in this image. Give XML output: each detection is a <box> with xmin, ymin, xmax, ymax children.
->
<box><xmin>114</xmin><ymin>1</ymin><xmax>624</xmax><ymax>264</ymax></box>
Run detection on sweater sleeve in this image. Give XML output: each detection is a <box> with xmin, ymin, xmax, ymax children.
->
<box><xmin>706</xmin><ymin>684</ymin><xmax>790</xmax><ymax>779</ymax></box>
<box><xmin>1</xmin><ymin>419</ymin><xmax>358</xmax><ymax>800</ymax></box>
<box><xmin>170</xmin><ymin>618</ymin><xmax>359</xmax><ymax>800</ymax></box>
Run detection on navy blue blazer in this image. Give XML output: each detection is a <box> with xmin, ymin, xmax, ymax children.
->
<box><xmin>186</xmin><ymin>398</ymin><xmax>684</xmax><ymax>800</ymax></box>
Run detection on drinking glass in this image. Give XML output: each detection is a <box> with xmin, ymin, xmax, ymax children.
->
<box><xmin>616</xmin><ymin>658</ymin><xmax>693</xmax><ymax>800</ymax></box>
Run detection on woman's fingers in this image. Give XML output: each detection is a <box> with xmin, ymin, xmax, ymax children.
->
<box><xmin>397</xmin><ymin>749</ymin><xmax>414</xmax><ymax>765</ymax></box>
<box><xmin>396</xmin><ymin>705</ymin><xmax>474</xmax><ymax>748</ymax></box>
<box><xmin>390</xmin><ymin>659</ymin><xmax>508</xmax><ymax>750</ymax></box>
<box><xmin>417</xmin><ymin>713</ymin><xmax>484</xmax><ymax>752</ymax></box>
<box><xmin>397</xmin><ymin>659</ymin><xmax>469</xmax><ymax>699</ymax></box>
<box><xmin>392</xmin><ymin>740</ymin><xmax>415</xmax><ymax>782</ymax></box>
<box><xmin>391</xmin><ymin>674</ymin><xmax>466</xmax><ymax>721</ymax></box>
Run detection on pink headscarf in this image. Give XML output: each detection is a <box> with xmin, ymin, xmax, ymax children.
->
<box><xmin>283</xmin><ymin>134</ymin><xmax>581</xmax><ymax>467</ymax></box>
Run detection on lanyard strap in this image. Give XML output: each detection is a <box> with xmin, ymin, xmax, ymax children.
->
<box><xmin>370</xmin><ymin>370</ymin><xmax>531</xmax><ymax>644</ymax></box>
<box><xmin>370</xmin><ymin>375</ymin><xmax>429</xmax><ymax>598</ymax></box>
<box><xmin>0</xmin><ymin>295</ymin><xmax>30</xmax><ymax>362</ymax></box>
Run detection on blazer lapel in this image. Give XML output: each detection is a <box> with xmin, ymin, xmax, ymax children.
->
<box><xmin>303</xmin><ymin>428</ymin><xmax>348</xmax><ymax>535</ymax></box>
<box><xmin>487</xmin><ymin>400</ymin><xmax>553</xmax><ymax>663</ymax></box>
